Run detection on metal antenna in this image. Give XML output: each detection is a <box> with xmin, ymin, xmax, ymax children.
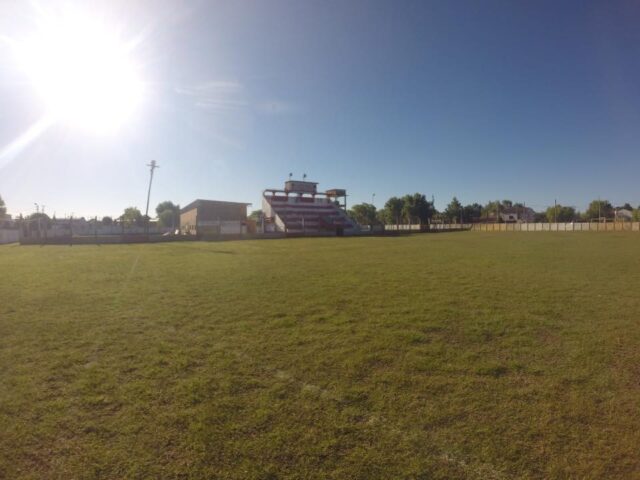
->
<box><xmin>145</xmin><ymin>160</ymin><xmax>159</xmax><ymax>232</ymax></box>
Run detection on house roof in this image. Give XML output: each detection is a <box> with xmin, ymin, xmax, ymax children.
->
<box><xmin>181</xmin><ymin>199</ymin><xmax>252</xmax><ymax>214</ymax></box>
<box><xmin>500</xmin><ymin>206</ymin><xmax>535</xmax><ymax>215</ymax></box>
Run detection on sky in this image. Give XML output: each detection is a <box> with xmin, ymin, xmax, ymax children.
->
<box><xmin>1</xmin><ymin>0</ymin><xmax>640</xmax><ymax>218</ymax></box>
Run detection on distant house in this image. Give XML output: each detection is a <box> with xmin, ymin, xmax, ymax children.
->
<box><xmin>499</xmin><ymin>207</ymin><xmax>535</xmax><ymax>223</ymax></box>
<box><xmin>180</xmin><ymin>199</ymin><xmax>251</xmax><ymax>236</ymax></box>
<box><xmin>615</xmin><ymin>208</ymin><xmax>633</xmax><ymax>221</ymax></box>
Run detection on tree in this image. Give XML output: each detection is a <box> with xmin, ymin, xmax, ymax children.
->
<box><xmin>481</xmin><ymin>200</ymin><xmax>515</xmax><ymax>222</ymax></box>
<box><xmin>28</xmin><ymin>212</ymin><xmax>50</xmax><ymax>221</ymax></box>
<box><xmin>585</xmin><ymin>200</ymin><xmax>613</xmax><ymax>221</ymax></box>
<box><xmin>401</xmin><ymin>193</ymin><xmax>433</xmax><ymax>224</ymax></box>
<box><xmin>27</xmin><ymin>212</ymin><xmax>51</xmax><ymax>229</ymax></box>
<box><xmin>534</xmin><ymin>211</ymin><xmax>547</xmax><ymax>223</ymax></box>
<box><xmin>120</xmin><ymin>207</ymin><xmax>143</xmax><ymax>226</ymax></box>
<box><xmin>348</xmin><ymin>203</ymin><xmax>378</xmax><ymax>226</ymax></box>
<box><xmin>155</xmin><ymin>201</ymin><xmax>180</xmax><ymax>228</ymax></box>
<box><xmin>482</xmin><ymin>201</ymin><xmax>501</xmax><ymax>221</ymax></box>
<box><xmin>249</xmin><ymin>209</ymin><xmax>263</xmax><ymax>221</ymax></box>
<box><xmin>0</xmin><ymin>194</ymin><xmax>5</xmax><ymax>217</ymax></box>
<box><xmin>462</xmin><ymin>203</ymin><xmax>483</xmax><ymax>223</ymax></box>
<box><xmin>444</xmin><ymin>197</ymin><xmax>463</xmax><ymax>223</ymax></box>
<box><xmin>101</xmin><ymin>216</ymin><xmax>113</xmax><ymax>225</ymax></box>
<box><xmin>381</xmin><ymin>197</ymin><xmax>404</xmax><ymax>225</ymax></box>
<box><xmin>545</xmin><ymin>205</ymin><xmax>576</xmax><ymax>222</ymax></box>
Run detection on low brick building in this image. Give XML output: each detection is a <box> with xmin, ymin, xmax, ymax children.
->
<box><xmin>180</xmin><ymin>199</ymin><xmax>251</xmax><ymax>236</ymax></box>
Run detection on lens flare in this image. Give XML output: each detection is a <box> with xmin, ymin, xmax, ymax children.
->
<box><xmin>15</xmin><ymin>8</ymin><xmax>144</xmax><ymax>133</ymax></box>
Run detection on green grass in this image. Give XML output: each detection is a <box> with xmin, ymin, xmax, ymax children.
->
<box><xmin>2</xmin><ymin>233</ymin><xmax>640</xmax><ymax>479</ymax></box>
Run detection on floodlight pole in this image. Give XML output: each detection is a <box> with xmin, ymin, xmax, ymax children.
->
<box><xmin>145</xmin><ymin>160</ymin><xmax>159</xmax><ymax>234</ymax></box>
<box><xmin>34</xmin><ymin>203</ymin><xmax>40</xmax><ymax>240</ymax></box>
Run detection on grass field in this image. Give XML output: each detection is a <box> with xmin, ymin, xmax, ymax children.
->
<box><xmin>2</xmin><ymin>233</ymin><xmax>640</xmax><ymax>479</ymax></box>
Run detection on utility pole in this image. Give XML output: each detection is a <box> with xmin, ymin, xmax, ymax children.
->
<box><xmin>145</xmin><ymin>160</ymin><xmax>159</xmax><ymax>234</ymax></box>
<box><xmin>34</xmin><ymin>203</ymin><xmax>40</xmax><ymax>240</ymax></box>
<box><xmin>372</xmin><ymin>193</ymin><xmax>376</xmax><ymax>206</ymax></box>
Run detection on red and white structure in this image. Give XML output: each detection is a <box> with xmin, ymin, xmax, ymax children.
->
<box><xmin>262</xmin><ymin>179</ymin><xmax>358</xmax><ymax>235</ymax></box>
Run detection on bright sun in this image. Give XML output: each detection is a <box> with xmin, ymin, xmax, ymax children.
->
<box><xmin>16</xmin><ymin>9</ymin><xmax>144</xmax><ymax>133</ymax></box>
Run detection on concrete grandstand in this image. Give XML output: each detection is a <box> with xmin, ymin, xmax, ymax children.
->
<box><xmin>262</xmin><ymin>178</ymin><xmax>358</xmax><ymax>235</ymax></box>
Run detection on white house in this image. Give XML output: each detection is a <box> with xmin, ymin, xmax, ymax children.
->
<box><xmin>499</xmin><ymin>207</ymin><xmax>535</xmax><ymax>223</ymax></box>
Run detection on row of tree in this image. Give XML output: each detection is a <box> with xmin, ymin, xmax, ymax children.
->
<box><xmin>0</xmin><ymin>196</ymin><xmax>182</xmax><ymax>229</ymax></box>
<box><xmin>115</xmin><ymin>201</ymin><xmax>181</xmax><ymax>228</ymax></box>
<box><xmin>537</xmin><ymin>200</ymin><xmax>640</xmax><ymax>222</ymax></box>
<box><xmin>348</xmin><ymin>196</ymin><xmax>640</xmax><ymax>226</ymax></box>
<box><xmin>3</xmin><ymin>192</ymin><xmax>640</xmax><ymax>228</ymax></box>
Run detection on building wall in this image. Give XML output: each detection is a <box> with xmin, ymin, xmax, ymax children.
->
<box><xmin>181</xmin><ymin>203</ymin><xmax>248</xmax><ymax>235</ymax></box>
<box><xmin>196</xmin><ymin>203</ymin><xmax>247</xmax><ymax>222</ymax></box>
<box><xmin>180</xmin><ymin>209</ymin><xmax>198</xmax><ymax>234</ymax></box>
<box><xmin>197</xmin><ymin>220</ymin><xmax>246</xmax><ymax>235</ymax></box>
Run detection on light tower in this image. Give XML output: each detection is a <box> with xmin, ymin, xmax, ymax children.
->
<box><xmin>145</xmin><ymin>160</ymin><xmax>159</xmax><ymax>233</ymax></box>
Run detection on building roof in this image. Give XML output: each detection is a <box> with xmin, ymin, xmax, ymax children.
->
<box><xmin>181</xmin><ymin>199</ymin><xmax>251</xmax><ymax>214</ymax></box>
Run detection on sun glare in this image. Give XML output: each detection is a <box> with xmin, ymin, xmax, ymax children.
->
<box><xmin>16</xmin><ymin>9</ymin><xmax>144</xmax><ymax>133</ymax></box>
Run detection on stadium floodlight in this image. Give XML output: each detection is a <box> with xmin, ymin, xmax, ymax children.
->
<box><xmin>144</xmin><ymin>160</ymin><xmax>159</xmax><ymax>233</ymax></box>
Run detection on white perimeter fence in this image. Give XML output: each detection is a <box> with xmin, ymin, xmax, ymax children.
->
<box><xmin>383</xmin><ymin>222</ymin><xmax>640</xmax><ymax>232</ymax></box>
<box><xmin>0</xmin><ymin>230</ymin><xmax>20</xmax><ymax>244</ymax></box>
<box><xmin>471</xmin><ymin>222</ymin><xmax>640</xmax><ymax>232</ymax></box>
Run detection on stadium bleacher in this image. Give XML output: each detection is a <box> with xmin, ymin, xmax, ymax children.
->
<box><xmin>262</xmin><ymin>180</ymin><xmax>358</xmax><ymax>235</ymax></box>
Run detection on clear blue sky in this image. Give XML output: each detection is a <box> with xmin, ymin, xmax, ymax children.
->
<box><xmin>1</xmin><ymin>0</ymin><xmax>640</xmax><ymax>218</ymax></box>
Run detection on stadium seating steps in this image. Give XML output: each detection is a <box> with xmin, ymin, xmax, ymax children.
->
<box><xmin>264</xmin><ymin>196</ymin><xmax>357</xmax><ymax>233</ymax></box>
